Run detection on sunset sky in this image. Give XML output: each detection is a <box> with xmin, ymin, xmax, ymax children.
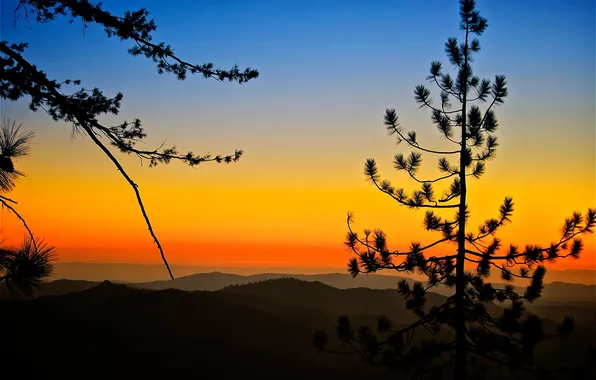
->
<box><xmin>1</xmin><ymin>0</ymin><xmax>594</xmax><ymax>275</ymax></box>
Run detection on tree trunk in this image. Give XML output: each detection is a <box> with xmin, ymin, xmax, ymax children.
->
<box><xmin>455</xmin><ymin>24</ymin><xmax>470</xmax><ymax>380</ymax></box>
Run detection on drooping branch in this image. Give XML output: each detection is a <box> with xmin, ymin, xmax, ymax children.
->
<box><xmin>0</xmin><ymin>42</ymin><xmax>244</xmax><ymax>168</ymax></box>
<box><xmin>14</xmin><ymin>0</ymin><xmax>259</xmax><ymax>83</ymax></box>
<box><xmin>80</xmin><ymin>123</ymin><xmax>174</xmax><ymax>279</ymax></box>
<box><xmin>372</xmin><ymin>180</ymin><xmax>459</xmax><ymax>209</ymax></box>
<box><xmin>364</xmin><ymin>159</ymin><xmax>459</xmax><ymax>210</ymax></box>
<box><xmin>0</xmin><ymin>194</ymin><xmax>37</xmax><ymax>252</ymax></box>
<box><xmin>416</xmin><ymin>91</ymin><xmax>462</xmax><ymax>115</ymax></box>
<box><xmin>430</xmin><ymin>73</ymin><xmax>461</xmax><ymax>101</ymax></box>
<box><xmin>384</xmin><ymin>109</ymin><xmax>460</xmax><ymax>155</ymax></box>
<box><xmin>408</xmin><ymin>172</ymin><xmax>457</xmax><ymax>185</ymax></box>
<box><xmin>1</xmin><ymin>9</ymin><xmax>257</xmax><ymax>277</ymax></box>
<box><xmin>346</xmin><ymin>211</ymin><xmax>459</xmax><ymax>280</ymax></box>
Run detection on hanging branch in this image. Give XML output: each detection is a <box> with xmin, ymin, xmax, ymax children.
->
<box><xmin>2</xmin><ymin>1</ymin><xmax>260</xmax><ymax>279</ymax></box>
<box><xmin>0</xmin><ymin>195</ymin><xmax>37</xmax><ymax>252</ymax></box>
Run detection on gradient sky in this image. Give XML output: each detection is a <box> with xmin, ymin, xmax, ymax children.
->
<box><xmin>1</xmin><ymin>0</ymin><xmax>594</xmax><ymax>274</ymax></box>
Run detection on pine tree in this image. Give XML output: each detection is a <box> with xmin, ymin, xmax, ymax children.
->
<box><xmin>0</xmin><ymin>0</ymin><xmax>259</xmax><ymax>280</ymax></box>
<box><xmin>0</xmin><ymin>119</ymin><xmax>55</xmax><ymax>297</ymax></box>
<box><xmin>313</xmin><ymin>1</ymin><xmax>595</xmax><ymax>378</ymax></box>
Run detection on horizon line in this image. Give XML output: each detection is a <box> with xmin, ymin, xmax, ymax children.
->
<box><xmin>54</xmin><ymin>261</ymin><xmax>596</xmax><ymax>272</ymax></box>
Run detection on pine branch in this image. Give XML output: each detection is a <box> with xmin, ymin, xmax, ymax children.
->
<box><xmin>407</xmin><ymin>172</ymin><xmax>457</xmax><ymax>184</ymax></box>
<box><xmin>0</xmin><ymin>194</ymin><xmax>37</xmax><ymax>252</ymax></box>
<box><xmin>430</xmin><ymin>73</ymin><xmax>461</xmax><ymax>101</ymax></box>
<box><xmin>346</xmin><ymin>214</ymin><xmax>453</xmax><ymax>259</ymax></box>
<box><xmin>0</xmin><ymin>26</ymin><xmax>257</xmax><ymax>278</ymax></box>
<box><xmin>416</xmin><ymin>89</ymin><xmax>462</xmax><ymax>115</ymax></box>
<box><xmin>14</xmin><ymin>0</ymin><xmax>259</xmax><ymax>83</ymax></box>
<box><xmin>80</xmin><ymin>123</ymin><xmax>174</xmax><ymax>279</ymax></box>
<box><xmin>370</xmin><ymin>175</ymin><xmax>459</xmax><ymax>209</ymax></box>
<box><xmin>384</xmin><ymin>109</ymin><xmax>460</xmax><ymax>155</ymax></box>
<box><xmin>476</xmin><ymin>221</ymin><xmax>592</xmax><ymax>262</ymax></box>
<box><xmin>0</xmin><ymin>42</ymin><xmax>243</xmax><ymax>168</ymax></box>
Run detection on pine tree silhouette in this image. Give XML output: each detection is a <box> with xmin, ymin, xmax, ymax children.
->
<box><xmin>0</xmin><ymin>119</ymin><xmax>55</xmax><ymax>297</ymax></box>
<box><xmin>313</xmin><ymin>1</ymin><xmax>595</xmax><ymax>378</ymax></box>
<box><xmin>0</xmin><ymin>0</ymin><xmax>259</xmax><ymax>279</ymax></box>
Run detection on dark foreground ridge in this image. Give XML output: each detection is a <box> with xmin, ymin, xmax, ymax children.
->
<box><xmin>1</xmin><ymin>278</ymin><xmax>595</xmax><ymax>379</ymax></box>
<box><xmin>2</xmin><ymin>279</ymin><xmax>393</xmax><ymax>379</ymax></box>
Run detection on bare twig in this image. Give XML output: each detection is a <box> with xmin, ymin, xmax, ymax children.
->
<box><xmin>0</xmin><ymin>194</ymin><xmax>37</xmax><ymax>251</ymax></box>
<box><xmin>80</xmin><ymin>124</ymin><xmax>174</xmax><ymax>280</ymax></box>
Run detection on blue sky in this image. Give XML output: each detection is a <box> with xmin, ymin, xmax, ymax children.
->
<box><xmin>3</xmin><ymin>0</ymin><xmax>593</xmax><ymax>119</ymax></box>
<box><xmin>1</xmin><ymin>0</ymin><xmax>593</xmax><ymax>183</ymax></box>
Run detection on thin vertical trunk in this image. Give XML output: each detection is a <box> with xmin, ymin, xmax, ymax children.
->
<box><xmin>455</xmin><ymin>25</ymin><xmax>470</xmax><ymax>380</ymax></box>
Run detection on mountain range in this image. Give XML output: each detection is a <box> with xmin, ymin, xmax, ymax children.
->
<box><xmin>51</xmin><ymin>262</ymin><xmax>596</xmax><ymax>284</ymax></box>
<box><xmin>32</xmin><ymin>270</ymin><xmax>596</xmax><ymax>303</ymax></box>
<box><xmin>2</xmin><ymin>277</ymin><xmax>594</xmax><ymax>379</ymax></box>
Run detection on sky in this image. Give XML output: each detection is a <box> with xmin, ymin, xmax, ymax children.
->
<box><xmin>1</xmin><ymin>0</ymin><xmax>594</xmax><ymax>277</ymax></box>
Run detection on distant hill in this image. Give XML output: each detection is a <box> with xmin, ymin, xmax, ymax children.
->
<box><xmin>18</xmin><ymin>271</ymin><xmax>596</xmax><ymax>304</ymax></box>
<box><xmin>50</xmin><ymin>262</ymin><xmax>356</xmax><ymax>282</ymax></box>
<box><xmin>32</xmin><ymin>279</ymin><xmax>100</xmax><ymax>296</ymax></box>
<box><xmin>0</xmin><ymin>279</ymin><xmax>101</xmax><ymax>301</ymax></box>
<box><xmin>133</xmin><ymin>271</ymin><xmax>413</xmax><ymax>292</ymax></box>
<box><xmin>2</xmin><ymin>279</ymin><xmax>594</xmax><ymax>380</ymax></box>
<box><xmin>51</xmin><ymin>262</ymin><xmax>596</xmax><ymax>284</ymax></box>
<box><xmin>133</xmin><ymin>271</ymin><xmax>596</xmax><ymax>303</ymax></box>
<box><xmin>536</xmin><ymin>281</ymin><xmax>596</xmax><ymax>301</ymax></box>
<box><xmin>219</xmin><ymin>277</ymin><xmax>448</xmax><ymax>325</ymax></box>
<box><xmin>525</xmin><ymin>299</ymin><xmax>596</xmax><ymax>329</ymax></box>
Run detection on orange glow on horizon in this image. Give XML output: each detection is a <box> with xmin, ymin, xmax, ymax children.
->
<box><xmin>2</xmin><ymin>203</ymin><xmax>594</xmax><ymax>271</ymax></box>
<box><xmin>1</xmin><ymin>132</ymin><xmax>594</xmax><ymax>273</ymax></box>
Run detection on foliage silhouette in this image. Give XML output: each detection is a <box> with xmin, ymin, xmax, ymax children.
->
<box><xmin>313</xmin><ymin>1</ymin><xmax>595</xmax><ymax>379</ymax></box>
<box><xmin>0</xmin><ymin>237</ymin><xmax>55</xmax><ymax>297</ymax></box>
<box><xmin>0</xmin><ymin>118</ymin><xmax>55</xmax><ymax>296</ymax></box>
<box><xmin>1</xmin><ymin>0</ymin><xmax>259</xmax><ymax>279</ymax></box>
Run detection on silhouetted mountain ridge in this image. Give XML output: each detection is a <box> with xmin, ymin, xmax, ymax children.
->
<box><xmin>15</xmin><ymin>271</ymin><xmax>595</xmax><ymax>304</ymax></box>
<box><xmin>3</xmin><ymin>278</ymin><xmax>594</xmax><ymax>380</ymax></box>
<box><xmin>134</xmin><ymin>271</ymin><xmax>596</xmax><ymax>302</ymax></box>
<box><xmin>51</xmin><ymin>262</ymin><xmax>596</xmax><ymax>285</ymax></box>
<box><xmin>220</xmin><ymin>277</ymin><xmax>449</xmax><ymax>325</ymax></box>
